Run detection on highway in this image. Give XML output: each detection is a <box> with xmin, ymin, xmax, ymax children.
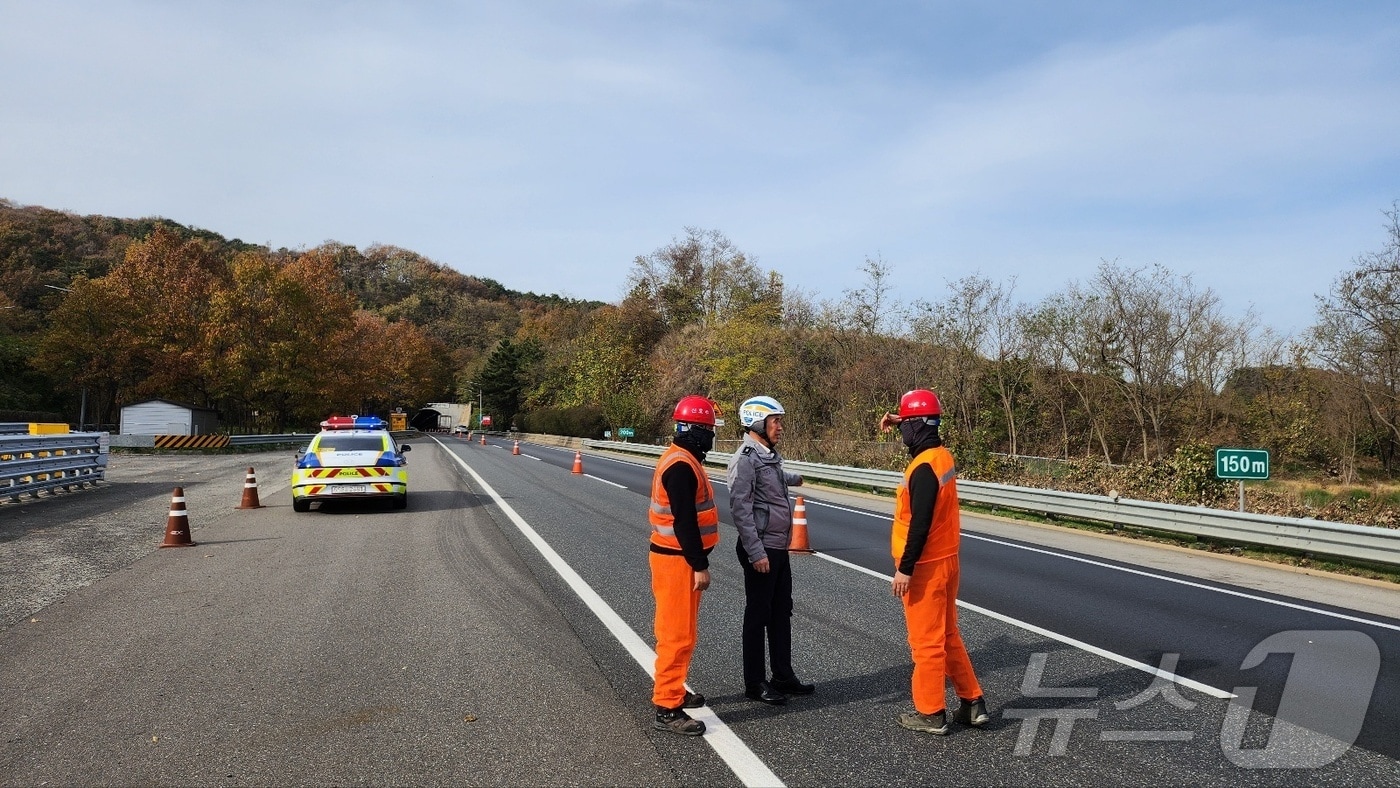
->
<box><xmin>1</xmin><ymin>435</ymin><xmax>1398</xmax><ymax>786</ymax></box>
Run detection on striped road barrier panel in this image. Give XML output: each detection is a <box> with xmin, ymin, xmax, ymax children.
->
<box><xmin>1</xmin><ymin>432</ymin><xmax>108</xmax><ymax>502</ymax></box>
<box><xmin>581</xmin><ymin>439</ymin><xmax>1400</xmax><ymax>567</ymax></box>
<box><xmin>153</xmin><ymin>434</ymin><xmax>230</xmax><ymax>449</ymax></box>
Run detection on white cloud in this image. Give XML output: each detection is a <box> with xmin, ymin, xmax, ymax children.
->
<box><xmin>885</xmin><ymin>23</ymin><xmax>1400</xmax><ymax>209</ymax></box>
<box><xmin>1</xmin><ymin>3</ymin><xmax>1397</xmax><ymax>335</ymax></box>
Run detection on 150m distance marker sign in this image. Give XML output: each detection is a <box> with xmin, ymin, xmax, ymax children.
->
<box><xmin>1216</xmin><ymin>448</ymin><xmax>1270</xmax><ymax>480</ymax></box>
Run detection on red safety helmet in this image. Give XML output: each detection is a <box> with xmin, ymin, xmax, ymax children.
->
<box><xmin>899</xmin><ymin>389</ymin><xmax>942</xmax><ymax>419</ymax></box>
<box><xmin>672</xmin><ymin>395</ymin><xmax>717</xmax><ymax>427</ymax></box>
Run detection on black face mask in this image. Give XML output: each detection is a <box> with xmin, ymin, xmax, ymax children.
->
<box><xmin>900</xmin><ymin>417</ymin><xmax>941</xmax><ymax>456</ymax></box>
<box><xmin>675</xmin><ymin>425</ymin><xmax>715</xmax><ymax>455</ymax></box>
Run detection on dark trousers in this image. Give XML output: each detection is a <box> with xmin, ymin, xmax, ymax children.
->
<box><xmin>736</xmin><ymin>544</ymin><xmax>795</xmax><ymax>686</ymax></box>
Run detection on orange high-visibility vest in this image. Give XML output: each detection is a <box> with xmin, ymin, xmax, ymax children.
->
<box><xmin>891</xmin><ymin>446</ymin><xmax>960</xmax><ymax>565</ymax></box>
<box><xmin>649</xmin><ymin>444</ymin><xmax>720</xmax><ymax>550</ymax></box>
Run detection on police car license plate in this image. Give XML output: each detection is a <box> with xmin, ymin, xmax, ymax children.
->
<box><xmin>330</xmin><ymin>484</ymin><xmax>370</xmax><ymax>494</ymax></box>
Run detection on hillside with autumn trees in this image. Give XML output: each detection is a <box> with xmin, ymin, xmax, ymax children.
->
<box><xmin>0</xmin><ymin>199</ymin><xmax>600</xmax><ymax>432</ymax></box>
<box><xmin>5</xmin><ymin>197</ymin><xmax>1400</xmax><ymax>528</ymax></box>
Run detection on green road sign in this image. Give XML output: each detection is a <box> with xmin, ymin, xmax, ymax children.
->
<box><xmin>618</xmin><ymin>427</ymin><xmax>635</xmax><ymax>438</ymax></box>
<box><xmin>1216</xmin><ymin>448</ymin><xmax>1269</xmax><ymax>480</ymax></box>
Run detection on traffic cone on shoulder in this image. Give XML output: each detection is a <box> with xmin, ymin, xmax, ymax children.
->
<box><xmin>480</xmin><ymin>434</ymin><xmax>487</xmax><ymax>446</ymax></box>
<box><xmin>789</xmin><ymin>496</ymin><xmax>813</xmax><ymax>554</ymax></box>
<box><xmin>160</xmin><ymin>487</ymin><xmax>196</xmax><ymax>548</ymax></box>
<box><xmin>236</xmin><ymin>467</ymin><xmax>263</xmax><ymax>509</ymax></box>
<box><xmin>572</xmin><ymin>451</ymin><xmax>583</xmax><ymax>474</ymax></box>
<box><xmin>512</xmin><ymin>440</ymin><xmax>520</xmax><ymax>456</ymax></box>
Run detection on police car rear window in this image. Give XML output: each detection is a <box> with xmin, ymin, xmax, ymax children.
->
<box><xmin>317</xmin><ymin>435</ymin><xmax>386</xmax><ymax>452</ymax></box>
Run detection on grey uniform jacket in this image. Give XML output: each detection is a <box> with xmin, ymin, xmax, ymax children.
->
<box><xmin>726</xmin><ymin>432</ymin><xmax>803</xmax><ymax>563</ymax></box>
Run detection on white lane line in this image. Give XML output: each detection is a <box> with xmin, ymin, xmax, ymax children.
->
<box><xmin>586</xmin><ymin>474</ymin><xmax>626</xmax><ymax>489</ymax></box>
<box><xmin>521</xmin><ymin>454</ymin><xmax>542</xmax><ymax>461</ymax></box>
<box><xmin>805</xmin><ymin>497</ymin><xmax>1400</xmax><ymax>633</ymax></box>
<box><xmin>803</xmin><ymin>499</ymin><xmax>876</xmax><ymax>516</ymax></box>
<box><xmin>962</xmin><ymin>533</ymin><xmax>1400</xmax><ymax>634</ymax></box>
<box><xmin>582</xmin><ymin>452</ymin><xmax>645</xmax><ymax>465</ymax></box>
<box><xmin>439</xmin><ymin>443</ymin><xmax>783</xmax><ymax>788</ymax></box>
<box><xmin>814</xmin><ymin>552</ymin><xmax>1235</xmax><ymax>700</ymax></box>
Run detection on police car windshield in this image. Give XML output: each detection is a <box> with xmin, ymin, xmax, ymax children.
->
<box><xmin>317</xmin><ymin>435</ymin><xmax>386</xmax><ymax>452</ymax></box>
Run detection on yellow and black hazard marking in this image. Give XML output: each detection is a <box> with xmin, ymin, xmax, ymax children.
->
<box><xmin>303</xmin><ymin>467</ymin><xmax>391</xmax><ymax>478</ymax></box>
<box><xmin>153</xmin><ymin>434</ymin><xmax>231</xmax><ymax>449</ymax></box>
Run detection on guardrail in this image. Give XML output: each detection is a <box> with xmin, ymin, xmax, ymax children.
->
<box><xmin>1</xmin><ymin>432</ymin><xmax>108</xmax><ymax>502</ymax></box>
<box><xmin>227</xmin><ymin>433</ymin><xmax>314</xmax><ymax>446</ymax></box>
<box><xmin>581</xmin><ymin>439</ymin><xmax>1400</xmax><ymax>567</ymax></box>
<box><xmin>110</xmin><ymin>432</ymin><xmax>412</xmax><ymax>449</ymax></box>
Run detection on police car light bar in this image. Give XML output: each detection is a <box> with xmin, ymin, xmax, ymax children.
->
<box><xmin>321</xmin><ymin>415</ymin><xmax>388</xmax><ymax>430</ymax></box>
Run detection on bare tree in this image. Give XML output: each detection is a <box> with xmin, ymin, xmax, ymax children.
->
<box><xmin>987</xmin><ymin>281</ymin><xmax>1032</xmax><ymax>456</ymax></box>
<box><xmin>833</xmin><ymin>255</ymin><xmax>900</xmax><ymax>337</ymax></box>
<box><xmin>1308</xmin><ymin>203</ymin><xmax>1400</xmax><ymax>471</ymax></box>
<box><xmin>1021</xmin><ymin>291</ymin><xmax>1119</xmax><ymax>461</ymax></box>
<box><xmin>909</xmin><ymin>274</ymin><xmax>997</xmax><ymax>449</ymax></box>
<box><xmin>626</xmin><ymin>228</ymin><xmax>780</xmax><ymax>329</ymax></box>
<box><xmin>1091</xmin><ymin>261</ymin><xmax>1234</xmax><ymax>460</ymax></box>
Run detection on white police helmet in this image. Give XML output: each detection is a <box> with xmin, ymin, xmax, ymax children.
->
<box><xmin>738</xmin><ymin>396</ymin><xmax>785</xmax><ymax>431</ymax></box>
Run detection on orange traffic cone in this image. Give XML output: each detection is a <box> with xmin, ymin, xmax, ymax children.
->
<box><xmin>789</xmin><ymin>496</ymin><xmax>813</xmax><ymax>553</ymax></box>
<box><xmin>512</xmin><ymin>440</ymin><xmax>520</xmax><ymax>456</ymax></box>
<box><xmin>572</xmin><ymin>451</ymin><xmax>583</xmax><ymax>474</ymax></box>
<box><xmin>480</xmin><ymin>434</ymin><xmax>487</xmax><ymax>446</ymax></box>
<box><xmin>236</xmin><ymin>467</ymin><xmax>263</xmax><ymax>509</ymax></box>
<box><xmin>160</xmin><ymin>487</ymin><xmax>197</xmax><ymax>548</ymax></box>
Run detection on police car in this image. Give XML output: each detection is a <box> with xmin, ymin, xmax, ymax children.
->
<box><xmin>291</xmin><ymin>415</ymin><xmax>411</xmax><ymax>512</ymax></box>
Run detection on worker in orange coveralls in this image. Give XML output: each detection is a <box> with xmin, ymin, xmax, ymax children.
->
<box><xmin>649</xmin><ymin>395</ymin><xmax>720</xmax><ymax>736</ymax></box>
<box><xmin>878</xmin><ymin>389</ymin><xmax>991</xmax><ymax>735</ymax></box>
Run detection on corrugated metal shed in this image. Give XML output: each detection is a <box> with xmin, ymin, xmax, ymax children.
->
<box><xmin>119</xmin><ymin>399</ymin><xmax>219</xmax><ymax>435</ymax></box>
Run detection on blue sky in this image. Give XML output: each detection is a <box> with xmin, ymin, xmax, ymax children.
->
<box><xmin>3</xmin><ymin>1</ymin><xmax>1398</xmax><ymax>336</ymax></box>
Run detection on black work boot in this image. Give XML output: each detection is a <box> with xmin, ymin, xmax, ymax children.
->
<box><xmin>898</xmin><ymin>709</ymin><xmax>950</xmax><ymax>735</ymax></box>
<box><xmin>654</xmin><ymin>706</ymin><xmax>705</xmax><ymax>736</ymax></box>
<box><xmin>952</xmin><ymin>696</ymin><xmax>990</xmax><ymax>727</ymax></box>
<box><xmin>744</xmin><ymin>680</ymin><xmax>787</xmax><ymax>705</ymax></box>
<box><xmin>770</xmin><ymin>675</ymin><xmax>815</xmax><ymax>696</ymax></box>
<box><xmin>682</xmin><ymin>691</ymin><xmax>705</xmax><ymax>709</ymax></box>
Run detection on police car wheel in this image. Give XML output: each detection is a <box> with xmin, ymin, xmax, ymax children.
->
<box><xmin>392</xmin><ymin>493</ymin><xmax>408</xmax><ymax>510</ymax></box>
<box><xmin>292</xmin><ymin>497</ymin><xmax>311</xmax><ymax>513</ymax></box>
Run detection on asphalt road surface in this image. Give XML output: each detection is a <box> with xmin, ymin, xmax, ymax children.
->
<box><xmin>2</xmin><ymin>436</ymin><xmax>1398</xmax><ymax>786</ymax></box>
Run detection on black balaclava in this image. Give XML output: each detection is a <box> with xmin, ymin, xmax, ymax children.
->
<box><xmin>900</xmin><ymin>416</ymin><xmax>942</xmax><ymax>458</ymax></box>
<box><xmin>674</xmin><ymin>423</ymin><xmax>715</xmax><ymax>457</ymax></box>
